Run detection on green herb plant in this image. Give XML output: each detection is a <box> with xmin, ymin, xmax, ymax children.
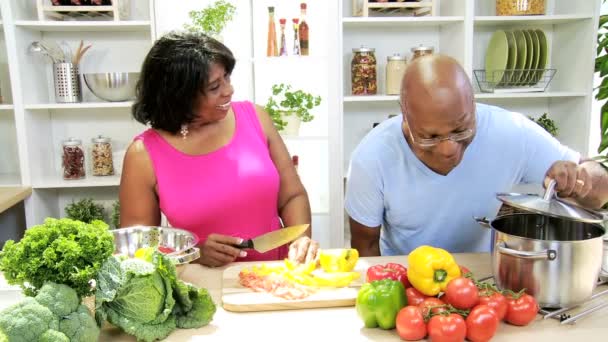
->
<box><xmin>111</xmin><ymin>200</ymin><xmax>120</xmax><ymax>229</ymax></box>
<box><xmin>264</xmin><ymin>83</ymin><xmax>322</xmax><ymax>132</ymax></box>
<box><xmin>529</xmin><ymin>113</ymin><xmax>558</xmax><ymax>137</ymax></box>
<box><xmin>184</xmin><ymin>0</ymin><xmax>236</xmax><ymax>38</ymax></box>
<box><xmin>595</xmin><ymin>0</ymin><xmax>608</xmax><ymax>208</ymax></box>
<box><xmin>65</xmin><ymin>198</ymin><xmax>105</xmax><ymax>224</ymax></box>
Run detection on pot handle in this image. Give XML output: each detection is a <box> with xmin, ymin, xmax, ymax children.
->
<box><xmin>496</xmin><ymin>242</ymin><xmax>557</xmax><ymax>260</ymax></box>
<box><xmin>172</xmin><ymin>247</ymin><xmax>200</xmax><ymax>264</ymax></box>
<box><xmin>474</xmin><ymin>216</ymin><xmax>491</xmax><ymax>228</ymax></box>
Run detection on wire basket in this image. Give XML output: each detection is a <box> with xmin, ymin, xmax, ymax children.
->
<box><xmin>473</xmin><ymin>68</ymin><xmax>556</xmax><ymax>93</ymax></box>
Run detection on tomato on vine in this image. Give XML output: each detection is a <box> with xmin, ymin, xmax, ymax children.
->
<box><xmin>466</xmin><ymin>304</ymin><xmax>500</xmax><ymax>342</ymax></box>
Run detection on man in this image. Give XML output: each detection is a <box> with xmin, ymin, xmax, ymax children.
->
<box><xmin>345</xmin><ymin>55</ymin><xmax>608</xmax><ymax>257</ymax></box>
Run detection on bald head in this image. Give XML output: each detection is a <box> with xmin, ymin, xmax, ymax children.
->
<box><xmin>400</xmin><ymin>55</ymin><xmax>473</xmax><ymax>122</ymax></box>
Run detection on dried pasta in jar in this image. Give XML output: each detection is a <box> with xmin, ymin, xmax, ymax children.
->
<box><xmin>496</xmin><ymin>0</ymin><xmax>545</xmax><ymax>16</ymax></box>
<box><xmin>91</xmin><ymin>135</ymin><xmax>114</xmax><ymax>176</ymax></box>
<box><xmin>351</xmin><ymin>46</ymin><xmax>377</xmax><ymax>95</ymax></box>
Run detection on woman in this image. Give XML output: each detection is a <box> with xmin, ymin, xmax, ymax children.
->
<box><xmin>119</xmin><ymin>31</ymin><xmax>318</xmax><ymax>267</ymax></box>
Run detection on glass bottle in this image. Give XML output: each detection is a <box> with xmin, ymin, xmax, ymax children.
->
<box><xmin>292</xmin><ymin>18</ymin><xmax>301</xmax><ymax>56</ymax></box>
<box><xmin>279</xmin><ymin>18</ymin><xmax>288</xmax><ymax>56</ymax></box>
<box><xmin>91</xmin><ymin>135</ymin><xmax>114</xmax><ymax>176</ymax></box>
<box><xmin>267</xmin><ymin>7</ymin><xmax>279</xmax><ymax>57</ymax></box>
<box><xmin>62</xmin><ymin>137</ymin><xmax>85</xmax><ymax>180</ymax></box>
<box><xmin>292</xmin><ymin>155</ymin><xmax>299</xmax><ymax>172</ymax></box>
<box><xmin>299</xmin><ymin>3</ymin><xmax>309</xmax><ymax>56</ymax></box>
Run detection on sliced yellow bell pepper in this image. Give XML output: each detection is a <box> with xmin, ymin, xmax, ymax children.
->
<box><xmin>319</xmin><ymin>248</ymin><xmax>359</xmax><ymax>273</ymax></box>
<box><xmin>407</xmin><ymin>245</ymin><xmax>461</xmax><ymax>296</ymax></box>
<box><xmin>311</xmin><ymin>271</ymin><xmax>360</xmax><ymax>287</ymax></box>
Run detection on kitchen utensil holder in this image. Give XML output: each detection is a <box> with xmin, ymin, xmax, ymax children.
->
<box><xmin>473</xmin><ymin>68</ymin><xmax>556</xmax><ymax>93</ymax></box>
<box><xmin>53</xmin><ymin>62</ymin><xmax>82</xmax><ymax>103</ymax></box>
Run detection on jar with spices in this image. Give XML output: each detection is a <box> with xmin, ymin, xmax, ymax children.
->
<box><xmin>91</xmin><ymin>135</ymin><xmax>114</xmax><ymax>176</ymax></box>
<box><xmin>385</xmin><ymin>54</ymin><xmax>407</xmax><ymax>95</ymax></box>
<box><xmin>411</xmin><ymin>45</ymin><xmax>434</xmax><ymax>61</ymax></box>
<box><xmin>62</xmin><ymin>137</ymin><xmax>85</xmax><ymax>180</ymax></box>
<box><xmin>496</xmin><ymin>0</ymin><xmax>544</xmax><ymax>16</ymax></box>
<box><xmin>351</xmin><ymin>46</ymin><xmax>377</xmax><ymax>95</ymax></box>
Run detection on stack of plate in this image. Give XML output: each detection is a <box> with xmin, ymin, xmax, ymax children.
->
<box><xmin>484</xmin><ymin>28</ymin><xmax>549</xmax><ymax>88</ymax></box>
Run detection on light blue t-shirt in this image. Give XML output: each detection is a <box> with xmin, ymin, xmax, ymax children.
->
<box><xmin>345</xmin><ymin>103</ymin><xmax>580</xmax><ymax>255</ymax></box>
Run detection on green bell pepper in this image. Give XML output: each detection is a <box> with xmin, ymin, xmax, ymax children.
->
<box><xmin>355</xmin><ymin>279</ymin><xmax>407</xmax><ymax>329</ymax></box>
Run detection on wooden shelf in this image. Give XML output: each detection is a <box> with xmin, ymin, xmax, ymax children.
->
<box><xmin>33</xmin><ymin>174</ymin><xmax>120</xmax><ymax>189</ymax></box>
<box><xmin>343</xmin><ymin>95</ymin><xmax>399</xmax><ymax>103</ymax></box>
<box><xmin>343</xmin><ymin>16</ymin><xmax>464</xmax><ymax>27</ymax></box>
<box><xmin>25</xmin><ymin>101</ymin><xmax>133</xmax><ymax>110</ymax></box>
<box><xmin>474</xmin><ymin>15</ymin><xmax>592</xmax><ymax>26</ymax></box>
<box><xmin>475</xmin><ymin>91</ymin><xmax>588</xmax><ymax>99</ymax></box>
<box><xmin>15</xmin><ymin>20</ymin><xmax>151</xmax><ymax>32</ymax></box>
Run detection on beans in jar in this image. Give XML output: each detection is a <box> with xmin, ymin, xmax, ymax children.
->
<box><xmin>496</xmin><ymin>0</ymin><xmax>544</xmax><ymax>16</ymax></box>
<box><xmin>62</xmin><ymin>138</ymin><xmax>85</xmax><ymax>180</ymax></box>
<box><xmin>351</xmin><ymin>46</ymin><xmax>377</xmax><ymax>95</ymax></box>
<box><xmin>411</xmin><ymin>45</ymin><xmax>434</xmax><ymax>61</ymax></box>
<box><xmin>91</xmin><ymin>135</ymin><xmax>114</xmax><ymax>176</ymax></box>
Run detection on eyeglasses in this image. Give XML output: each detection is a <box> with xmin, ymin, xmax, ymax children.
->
<box><xmin>407</xmin><ymin>127</ymin><xmax>474</xmax><ymax>148</ymax></box>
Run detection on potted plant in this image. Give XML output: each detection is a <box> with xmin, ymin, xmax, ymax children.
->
<box><xmin>65</xmin><ymin>198</ymin><xmax>105</xmax><ymax>224</ymax></box>
<box><xmin>595</xmin><ymin>4</ymin><xmax>608</xmax><ymax>208</ymax></box>
<box><xmin>264</xmin><ymin>83</ymin><xmax>322</xmax><ymax>136</ymax></box>
<box><xmin>529</xmin><ymin>113</ymin><xmax>558</xmax><ymax>137</ymax></box>
<box><xmin>184</xmin><ymin>0</ymin><xmax>237</xmax><ymax>41</ymax></box>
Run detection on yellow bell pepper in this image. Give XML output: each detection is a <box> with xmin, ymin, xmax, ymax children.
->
<box><xmin>407</xmin><ymin>245</ymin><xmax>461</xmax><ymax>296</ymax></box>
<box><xmin>311</xmin><ymin>271</ymin><xmax>360</xmax><ymax>287</ymax></box>
<box><xmin>319</xmin><ymin>248</ymin><xmax>359</xmax><ymax>273</ymax></box>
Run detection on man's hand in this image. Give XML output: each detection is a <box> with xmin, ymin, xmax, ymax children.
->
<box><xmin>198</xmin><ymin>234</ymin><xmax>247</xmax><ymax>267</ymax></box>
<box><xmin>288</xmin><ymin>236</ymin><xmax>319</xmax><ymax>264</ymax></box>
<box><xmin>544</xmin><ymin>161</ymin><xmax>592</xmax><ymax>199</ymax></box>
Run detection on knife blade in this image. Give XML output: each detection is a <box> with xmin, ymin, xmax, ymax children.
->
<box><xmin>236</xmin><ymin>224</ymin><xmax>309</xmax><ymax>253</ymax></box>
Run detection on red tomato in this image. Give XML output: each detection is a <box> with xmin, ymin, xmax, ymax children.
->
<box><xmin>478</xmin><ymin>292</ymin><xmax>508</xmax><ymax>320</ymax></box>
<box><xmin>466</xmin><ymin>305</ymin><xmax>500</xmax><ymax>342</ymax></box>
<box><xmin>396</xmin><ymin>306</ymin><xmax>427</xmax><ymax>341</ymax></box>
<box><xmin>157</xmin><ymin>246</ymin><xmax>175</xmax><ymax>254</ymax></box>
<box><xmin>505</xmin><ymin>293</ymin><xmax>539</xmax><ymax>326</ymax></box>
<box><xmin>419</xmin><ymin>297</ymin><xmax>446</xmax><ymax>317</ymax></box>
<box><xmin>366</xmin><ymin>263</ymin><xmax>411</xmax><ymax>289</ymax></box>
<box><xmin>406</xmin><ymin>287</ymin><xmax>429</xmax><ymax>306</ymax></box>
<box><xmin>444</xmin><ymin>277</ymin><xmax>479</xmax><ymax>310</ymax></box>
<box><xmin>427</xmin><ymin>313</ymin><xmax>466</xmax><ymax>342</ymax></box>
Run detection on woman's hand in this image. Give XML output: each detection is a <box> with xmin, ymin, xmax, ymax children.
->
<box><xmin>288</xmin><ymin>236</ymin><xmax>319</xmax><ymax>264</ymax></box>
<box><xmin>198</xmin><ymin>234</ymin><xmax>247</xmax><ymax>267</ymax></box>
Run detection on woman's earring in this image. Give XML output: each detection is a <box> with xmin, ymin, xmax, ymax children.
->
<box><xmin>180</xmin><ymin>124</ymin><xmax>189</xmax><ymax>140</ymax></box>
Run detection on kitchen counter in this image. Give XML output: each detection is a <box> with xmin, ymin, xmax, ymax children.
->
<box><xmin>99</xmin><ymin>253</ymin><xmax>608</xmax><ymax>342</ymax></box>
<box><xmin>0</xmin><ymin>187</ymin><xmax>31</xmax><ymax>214</ymax></box>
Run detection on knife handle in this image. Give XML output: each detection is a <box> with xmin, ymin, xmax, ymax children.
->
<box><xmin>235</xmin><ymin>239</ymin><xmax>253</xmax><ymax>249</ymax></box>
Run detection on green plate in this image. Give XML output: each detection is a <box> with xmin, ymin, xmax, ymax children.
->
<box><xmin>505</xmin><ymin>31</ymin><xmax>517</xmax><ymax>86</ymax></box>
<box><xmin>512</xmin><ymin>30</ymin><xmax>527</xmax><ymax>86</ymax></box>
<box><xmin>527</xmin><ymin>29</ymin><xmax>540</xmax><ymax>85</ymax></box>
<box><xmin>485</xmin><ymin>30</ymin><xmax>509</xmax><ymax>85</ymax></box>
<box><xmin>534</xmin><ymin>29</ymin><xmax>548</xmax><ymax>84</ymax></box>
<box><xmin>522</xmin><ymin>30</ymin><xmax>534</xmax><ymax>84</ymax></box>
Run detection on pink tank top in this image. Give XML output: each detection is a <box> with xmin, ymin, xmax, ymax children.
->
<box><xmin>136</xmin><ymin>101</ymin><xmax>287</xmax><ymax>261</ymax></box>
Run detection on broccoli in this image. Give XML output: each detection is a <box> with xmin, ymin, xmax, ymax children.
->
<box><xmin>35</xmin><ymin>282</ymin><xmax>80</xmax><ymax>317</ymax></box>
<box><xmin>39</xmin><ymin>330</ymin><xmax>70</xmax><ymax>342</ymax></box>
<box><xmin>0</xmin><ymin>297</ymin><xmax>59</xmax><ymax>342</ymax></box>
<box><xmin>58</xmin><ymin>305</ymin><xmax>100</xmax><ymax>342</ymax></box>
<box><xmin>0</xmin><ymin>282</ymin><xmax>99</xmax><ymax>342</ymax></box>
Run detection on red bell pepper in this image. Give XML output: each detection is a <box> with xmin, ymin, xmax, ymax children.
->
<box><xmin>366</xmin><ymin>263</ymin><xmax>411</xmax><ymax>289</ymax></box>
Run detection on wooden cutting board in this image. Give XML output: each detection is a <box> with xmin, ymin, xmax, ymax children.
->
<box><xmin>221</xmin><ymin>261</ymin><xmax>365</xmax><ymax>312</ymax></box>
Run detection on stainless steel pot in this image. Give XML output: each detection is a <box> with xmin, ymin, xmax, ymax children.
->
<box><xmin>477</xmin><ymin>213</ymin><xmax>605</xmax><ymax>308</ymax></box>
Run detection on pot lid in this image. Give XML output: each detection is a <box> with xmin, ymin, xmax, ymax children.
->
<box><xmin>496</xmin><ymin>180</ymin><xmax>604</xmax><ymax>224</ymax></box>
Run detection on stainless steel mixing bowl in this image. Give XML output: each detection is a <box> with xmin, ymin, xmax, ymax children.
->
<box><xmin>83</xmin><ymin>72</ymin><xmax>139</xmax><ymax>102</ymax></box>
<box><xmin>112</xmin><ymin>226</ymin><xmax>200</xmax><ymax>264</ymax></box>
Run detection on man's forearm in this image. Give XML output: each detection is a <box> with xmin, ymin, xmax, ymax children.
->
<box><xmin>351</xmin><ymin>238</ymin><xmax>380</xmax><ymax>257</ymax></box>
<box><xmin>578</xmin><ymin>160</ymin><xmax>608</xmax><ymax>209</ymax></box>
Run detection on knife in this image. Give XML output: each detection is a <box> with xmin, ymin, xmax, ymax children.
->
<box><xmin>235</xmin><ymin>224</ymin><xmax>309</xmax><ymax>253</ymax></box>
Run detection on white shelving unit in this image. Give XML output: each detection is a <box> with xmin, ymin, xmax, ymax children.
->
<box><xmin>334</xmin><ymin>0</ymin><xmax>600</xmax><ymax>247</ymax></box>
<box><xmin>0</xmin><ymin>0</ymin><xmax>155</xmax><ymax>225</ymax></box>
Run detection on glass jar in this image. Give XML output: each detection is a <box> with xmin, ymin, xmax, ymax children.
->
<box><xmin>411</xmin><ymin>45</ymin><xmax>434</xmax><ymax>61</ymax></box>
<box><xmin>62</xmin><ymin>137</ymin><xmax>85</xmax><ymax>180</ymax></box>
<box><xmin>91</xmin><ymin>135</ymin><xmax>114</xmax><ymax>176</ymax></box>
<box><xmin>351</xmin><ymin>46</ymin><xmax>377</xmax><ymax>95</ymax></box>
<box><xmin>496</xmin><ymin>0</ymin><xmax>545</xmax><ymax>16</ymax></box>
<box><xmin>385</xmin><ymin>54</ymin><xmax>407</xmax><ymax>95</ymax></box>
